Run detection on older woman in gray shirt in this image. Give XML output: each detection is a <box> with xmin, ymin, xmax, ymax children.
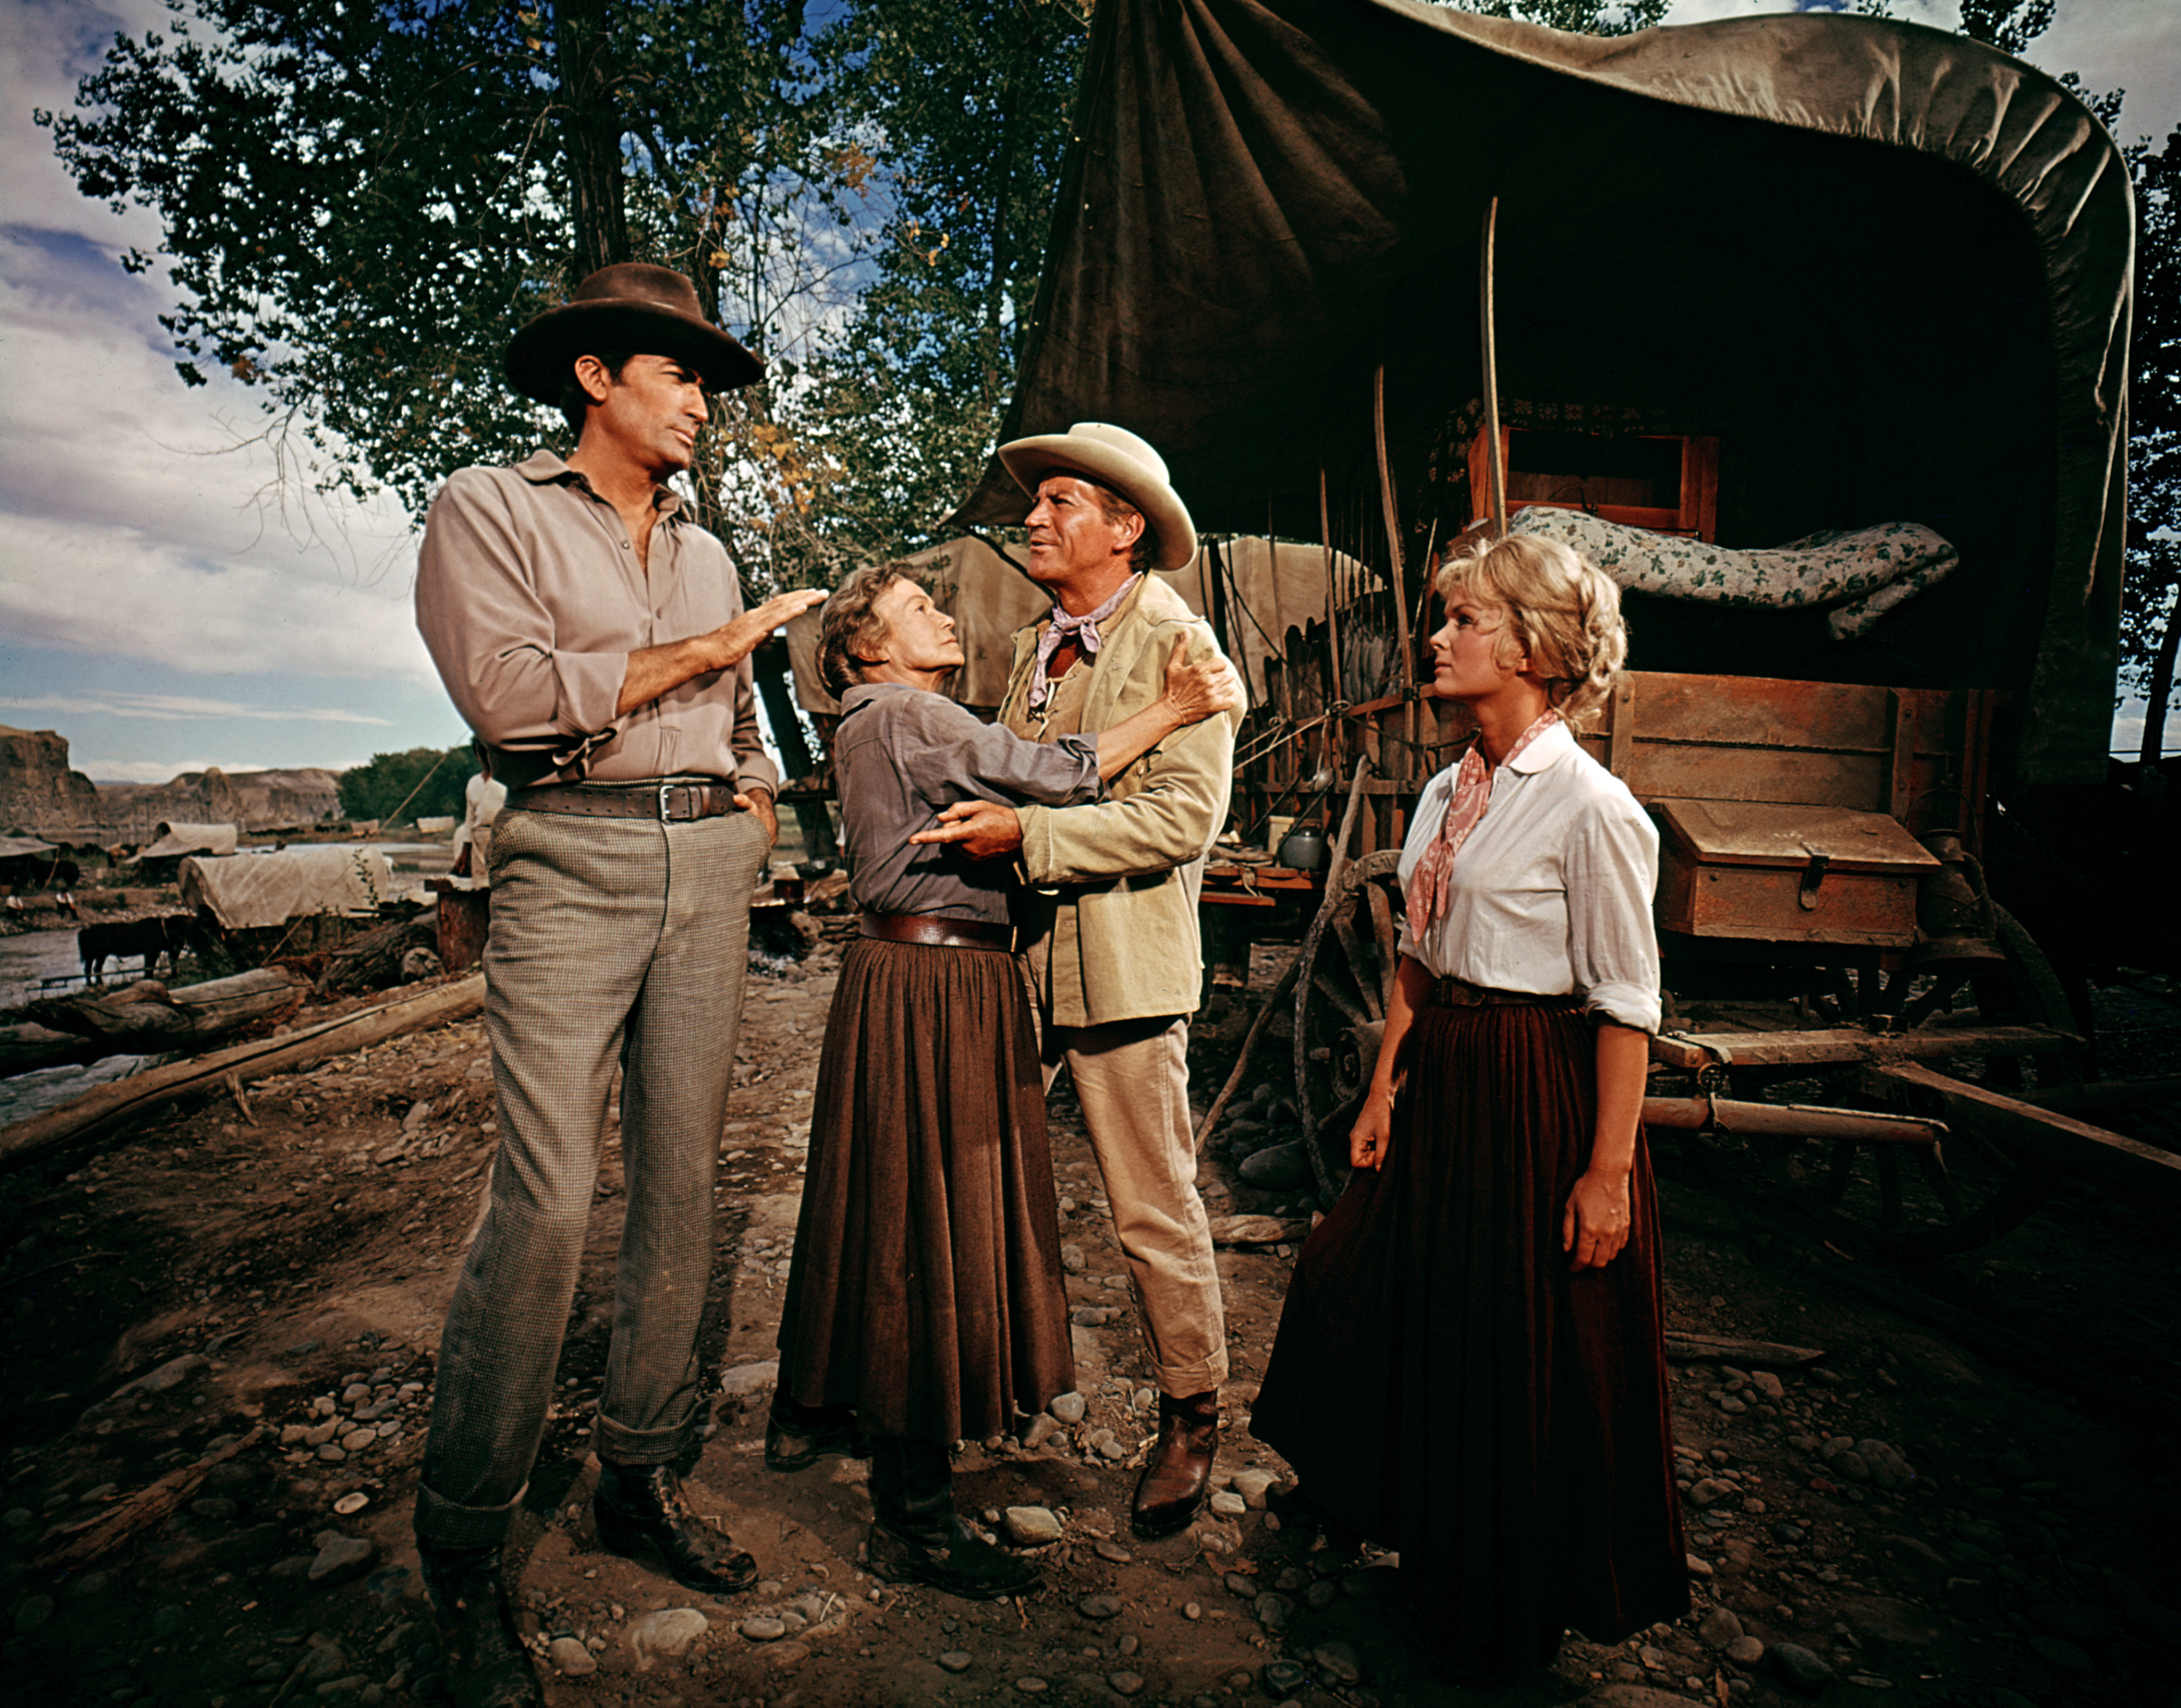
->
<box><xmin>769</xmin><ymin>563</ymin><xmax>1238</xmax><ymax>1600</ymax></box>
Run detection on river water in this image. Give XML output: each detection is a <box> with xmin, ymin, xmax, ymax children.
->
<box><xmin>0</xmin><ymin>926</ymin><xmax>153</xmax><ymax>1128</ymax></box>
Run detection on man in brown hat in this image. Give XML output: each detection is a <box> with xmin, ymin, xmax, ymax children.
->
<box><xmin>414</xmin><ymin>263</ymin><xmax>823</xmax><ymax>1706</ymax></box>
<box><xmin>915</xmin><ymin>422</ymin><xmax>1242</xmax><ymax>1541</ymax></box>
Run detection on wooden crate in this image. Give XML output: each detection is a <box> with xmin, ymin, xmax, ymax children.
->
<box><xmin>1654</xmin><ymin>799</ymin><xmax>1938</xmax><ymax>947</ymax></box>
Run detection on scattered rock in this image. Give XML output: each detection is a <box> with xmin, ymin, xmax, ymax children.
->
<box><xmin>1093</xmin><ymin>1539</ymin><xmax>1133</xmax><ymax>1565</ymax></box>
<box><xmin>1312</xmin><ymin>1640</ymin><xmax>1361</xmax><ymax>1683</ymax></box>
<box><xmin>1109</xmin><ymin>1671</ymin><xmax>1145</xmax><ymax>1696</ymax></box>
<box><xmin>1079</xmin><ymin>1594</ymin><xmax>1123</xmax><ymax>1620</ymax></box>
<box><xmin>547</xmin><ymin>1636</ymin><xmax>597</xmax><ymax>1676</ymax></box>
<box><xmin>718</xmin><ymin>1360</ymin><xmax>779</xmax><ymax>1400</ymax></box>
<box><xmin>628</xmin><ymin>1608</ymin><xmax>709</xmax><ymax>1669</ymax></box>
<box><xmin>1051</xmin><ymin>1392</ymin><xmax>1087</xmax><ymax>1426</ymax></box>
<box><xmin>1238</xmin><ymin>1141</ymin><xmax>1312</xmax><ymax>1190</ymax></box>
<box><xmin>1003</xmin><ymin>1506</ymin><xmax>1064</xmax><ymax>1546</ymax></box>
<box><xmin>1772</xmin><ymin>1643</ymin><xmax>1833</xmax><ymax>1695</ymax></box>
<box><xmin>1060</xmin><ymin>1245</ymin><xmax>1087</xmax><ymax>1275</ymax></box>
<box><xmin>938</xmin><ymin>1652</ymin><xmax>973</xmax><ymax>1674</ymax></box>
<box><xmin>1728</xmin><ymin>1635</ymin><xmax>1766</xmax><ymax>1665</ymax></box>
<box><xmin>741</xmin><ymin>1616</ymin><xmax>787</xmax><ymax>1642</ymax></box>
<box><xmin>1261</xmin><ymin>1657</ymin><xmax>1312</xmax><ymax>1699</ymax></box>
<box><xmin>1229</xmin><ymin>1468</ymin><xmax>1277</xmax><ymax>1507</ymax></box>
<box><xmin>1208</xmin><ymin>1490</ymin><xmax>1247</xmax><ymax>1517</ymax></box>
<box><xmin>1253</xmin><ymin>1590</ymin><xmax>1293</xmax><ymax>1629</ymax></box>
<box><xmin>308</xmin><ymin>1533</ymin><xmax>377</xmax><ymax>1587</ymax></box>
<box><xmin>1698</xmin><ymin>1606</ymin><xmax>1745</xmax><ymax>1648</ymax></box>
<box><xmin>111</xmin><ymin>1353</ymin><xmax>207</xmax><ymax>1403</ymax></box>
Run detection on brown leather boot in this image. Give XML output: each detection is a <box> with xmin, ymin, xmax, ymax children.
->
<box><xmin>1130</xmin><ymin>1389</ymin><xmax>1218</xmax><ymax>1539</ymax></box>
<box><xmin>593</xmin><ymin>1462</ymin><xmax>758</xmax><ymax>1593</ymax></box>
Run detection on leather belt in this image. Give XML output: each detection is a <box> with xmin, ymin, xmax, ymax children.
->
<box><xmin>509</xmin><ymin>780</ymin><xmax>743</xmax><ymax>822</ymax></box>
<box><xmin>859</xmin><ymin>910</ymin><xmax>1015</xmax><ymax>950</ymax></box>
<box><xmin>1430</xmin><ymin>976</ymin><xmax>1577</xmax><ymax>1009</ymax></box>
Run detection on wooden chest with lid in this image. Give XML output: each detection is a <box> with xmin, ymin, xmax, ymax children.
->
<box><xmin>1652</xmin><ymin>799</ymin><xmax>1940</xmax><ymax>947</ymax></box>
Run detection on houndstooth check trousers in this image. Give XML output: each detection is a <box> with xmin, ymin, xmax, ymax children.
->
<box><xmin>414</xmin><ymin>801</ymin><xmax>771</xmax><ymax>1552</ymax></box>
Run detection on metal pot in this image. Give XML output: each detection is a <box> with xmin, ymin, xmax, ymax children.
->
<box><xmin>1277</xmin><ymin>827</ymin><xmax>1328</xmax><ymax>871</ymax></box>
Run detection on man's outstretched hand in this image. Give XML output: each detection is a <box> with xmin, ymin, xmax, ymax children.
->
<box><xmin>909</xmin><ymin>801</ymin><xmax>1024</xmax><ymax>860</ymax></box>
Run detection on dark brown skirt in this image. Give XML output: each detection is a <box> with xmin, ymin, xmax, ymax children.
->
<box><xmin>1252</xmin><ymin>1001</ymin><xmax>1688</xmax><ymax>1682</ymax></box>
<box><xmin>775</xmin><ymin>934</ymin><xmax>1072</xmax><ymax>1443</ymax></box>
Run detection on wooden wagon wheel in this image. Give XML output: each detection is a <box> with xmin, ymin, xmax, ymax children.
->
<box><xmin>1292</xmin><ymin>850</ymin><xmax>1405</xmax><ymax>1203</ymax></box>
<box><xmin>1779</xmin><ymin>905</ymin><xmax>2078</xmax><ymax>1257</ymax></box>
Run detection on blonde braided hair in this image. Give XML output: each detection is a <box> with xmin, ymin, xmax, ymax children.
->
<box><xmin>1433</xmin><ymin>533</ymin><xmax>1627</xmax><ymax>731</ymax></box>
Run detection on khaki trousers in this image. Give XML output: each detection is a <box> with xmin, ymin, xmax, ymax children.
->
<box><xmin>415</xmin><ymin>803</ymin><xmax>769</xmax><ymax>1551</ymax></box>
<box><xmin>1041</xmin><ymin>1011</ymin><xmax>1229</xmax><ymax>1398</ymax></box>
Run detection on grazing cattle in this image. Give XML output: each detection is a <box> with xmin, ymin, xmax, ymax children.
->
<box><xmin>78</xmin><ymin>914</ymin><xmax>203</xmax><ymax>982</ymax></box>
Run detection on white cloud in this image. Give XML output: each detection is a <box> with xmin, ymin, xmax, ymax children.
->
<box><xmin>0</xmin><ymin>692</ymin><xmax>391</xmax><ymax>725</ymax></box>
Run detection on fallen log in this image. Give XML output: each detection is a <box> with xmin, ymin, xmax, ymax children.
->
<box><xmin>36</xmin><ymin>1426</ymin><xmax>265</xmax><ymax>1571</ymax></box>
<box><xmin>12</xmin><ymin>969</ymin><xmax>308</xmax><ymax>1068</ymax></box>
<box><xmin>0</xmin><ymin>974</ymin><xmax>486</xmax><ymax>1169</ymax></box>
<box><xmin>1663</xmin><ymin>1331</ymin><xmax>1828</xmax><ymax>1368</ymax></box>
<box><xmin>0</xmin><ymin>1022</ymin><xmax>100</xmax><ymax>1078</ymax></box>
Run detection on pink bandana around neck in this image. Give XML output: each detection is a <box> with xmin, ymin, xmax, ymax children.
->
<box><xmin>1403</xmin><ymin>708</ymin><xmax>1562</xmax><ymax>942</ymax></box>
<box><xmin>1027</xmin><ymin>574</ymin><xmax>1141</xmax><ymax>713</ymax></box>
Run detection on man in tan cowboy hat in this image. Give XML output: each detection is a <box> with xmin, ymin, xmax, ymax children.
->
<box><xmin>414</xmin><ymin>263</ymin><xmax>822</xmax><ymax>1706</ymax></box>
<box><xmin>915</xmin><ymin>422</ymin><xmax>1243</xmax><ymax>1539</ymax></box>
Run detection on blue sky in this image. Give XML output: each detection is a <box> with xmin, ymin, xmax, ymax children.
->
<box><xmin>2</xmin><ymin>0</ymin><xmax>2176</xmax><ymax>782</ymax></box>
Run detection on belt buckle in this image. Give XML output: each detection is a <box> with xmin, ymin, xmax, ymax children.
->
<box><xmin>657</xmin><ymin>783</ymin><xmax>678</xmax><ymax>822</ymax></box>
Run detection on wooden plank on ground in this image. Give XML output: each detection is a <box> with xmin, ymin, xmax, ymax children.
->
<box><xmin>1650</xmin><ymin>1025</ymin><xmax>2072</xmax><ymax>1071</ymax></box>
<box><xmin>1664</xmin><ymin>1332</ymin><xmax>1827</xmax><ymax>1368</ymax></box>
<box><xmin>1861</xmin><ymin>1061</ymin><xmax>2181</xmax><ymax>1195</ymax></box>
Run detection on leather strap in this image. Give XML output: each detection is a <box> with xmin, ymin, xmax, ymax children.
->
<box><xmin>859</xmin><ymin>910</ymin><xmax>1015</xmax><ymax>950</ymax></box>
<box><xmin>510</xmin><ymin>780</ymin><xmax>743</xmax><ymax>822</ymax></box>
<box><xmin>1429</xmin><ymin>976</ymin><xmax>1578</xmax><ymax>1009</ymax></box>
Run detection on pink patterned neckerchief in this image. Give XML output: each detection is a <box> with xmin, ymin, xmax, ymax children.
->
<box><xmin>1404</xmin><ymin>709</ymin><xmax>1561</xmax><ymax>942</ymax></box>
<box><xmin>1027</xmin><ymin>574</ymin><xmax>1141</xmax><ymax>713</ymax></box>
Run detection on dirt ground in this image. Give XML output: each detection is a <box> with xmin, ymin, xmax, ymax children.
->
<box><xmin>2</xmin><ymin>924</ymin><xmax>2179</xmax><ymax>1708</ymax></box>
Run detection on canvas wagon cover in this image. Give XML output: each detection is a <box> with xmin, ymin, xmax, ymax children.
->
<box><xmin>180</xmin><ymin>846</ymin><xmax>395</xmax><ymax>931</ymax></box>
<box><xmin>957</xmin><ymin>0</ymin><xmax>2132</xmax><ymax>784</ymax></box>
<box><xmin>134</xmin><ymin>822</ymin><xmax>239</xmax><ymax>861</ymax></box>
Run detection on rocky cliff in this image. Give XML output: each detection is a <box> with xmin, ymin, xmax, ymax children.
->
<box><xmin>0</xmin><ymin>726</ymin><xmax>103</xmax><ymax>830</ymax></box>
<box><xmin>0</xmin><ymin>728</ymin><xmax>342</xmax><ymax>834</ymax></box>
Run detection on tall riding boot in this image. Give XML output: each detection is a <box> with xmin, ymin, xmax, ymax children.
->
<box><xmin>593</xmin><ymin>1462</ymin><xmax>759</xmax><ymax>1593</ymax></box>
<box><xmin>417</xmin><ymin>1543</ymin><xmax>544</xmax><ymax>1708</ymax></box>
<box><xmin>1131</xmin><ymin>1389</ymin><xmax>1219</xmax><ymax>1539</ymax></box>
<box><xmin>867</xmin><ymin>1436</ymin><xmax>1039</xmax><ymax>1600</ymax></box>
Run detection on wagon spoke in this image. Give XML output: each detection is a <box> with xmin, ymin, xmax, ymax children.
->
<box><xmin>1363</xmin><ymin>882</ymin><xmax>1400</xmax><ymax>1014</ymax></box>
<box><xmin>1330</xmin><ymin>911</ymin><xmax>1382</xmax><ymax>1022</ymax></box>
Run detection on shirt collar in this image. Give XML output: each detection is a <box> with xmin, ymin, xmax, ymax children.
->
<box><xmin>838</xmin><ymin>682</ymin><xmax>920</xmax><ymax>716</ymax></box>
<box><xmin>514</xmin><ymin>449</ymin><xmax>685</xmax><ymax>518</ymax></box>
<box><xmin>1505</xmin><ymin>715</ymin><xmax>1578</xmax><ymax>775</ymax></box>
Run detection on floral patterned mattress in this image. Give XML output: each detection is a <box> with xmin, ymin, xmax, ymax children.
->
<box><xmin>1506</xmin><ymin>508</ymin><xmax>1958</xmax><ymax>641</ymax></box>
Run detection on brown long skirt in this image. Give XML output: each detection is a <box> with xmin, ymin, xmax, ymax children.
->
<box><xmin>1252</xmin><ymin>1001</ymin><xmax>1688</xmax><ymax>1682</ymax></box>
<box><xmin>775</xmin><ymin>935</ymin><xmax>1072</xmax><ymax>1444</ymax></box>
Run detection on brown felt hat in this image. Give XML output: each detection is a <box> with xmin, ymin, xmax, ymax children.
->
<box><xmin>504</xmin><ymin>263</ymin><xmax>763</xmax><ymax>403</ymax></box>
<box><xmin>997</xmin><ymin>422</ymin><xmax>1197</xmax><ymax>572</ymax></box>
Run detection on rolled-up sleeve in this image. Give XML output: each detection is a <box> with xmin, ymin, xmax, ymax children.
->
<box><xmin>1565</xmin><ymin>801</ymin><xmax>1663</xmax><ymax>1033</ymax></box>
<box><xmin>903</xmin><ymin>697</ymin><xmax>1102</xmax><ymax>808</ymax></box>
<box><xmin>415</xmin><ymin>469</ymin><xmax>626</xmax><ymax>774</ymax></box>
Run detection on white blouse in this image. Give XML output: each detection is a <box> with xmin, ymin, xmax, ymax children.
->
<box><xmin>1394</xmin><ymin>719</ymin><xmax>1663</xmax><ymax>1033</ymax></box>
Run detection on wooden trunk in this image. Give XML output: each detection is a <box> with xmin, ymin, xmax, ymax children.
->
<box><xmin>1653</xmin><ymin>799</ymin><xmax>1938</xmax><ymax>947</ymax></box>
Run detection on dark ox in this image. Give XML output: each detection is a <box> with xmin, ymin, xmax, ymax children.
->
<box><xmin>78</xmin><ymin>914</ymin><xmax>204</xmax><ymax>982</ymax></box>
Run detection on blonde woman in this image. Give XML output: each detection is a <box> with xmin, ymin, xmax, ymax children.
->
<box><xmin>1253</xmin><ymin>534</ymin><xmax>1687</xmax><ymax>1683</ymax></box>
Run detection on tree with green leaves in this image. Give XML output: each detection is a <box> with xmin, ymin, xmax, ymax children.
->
<box><xmin>337</xmin><ymin>745</ymin><xmax>479</xmax><ymax>824</ymax></box>
<box><xmin>37</xmin><ymin>0</ymin><xmax>868</xmax><ymax>579</ymax></box>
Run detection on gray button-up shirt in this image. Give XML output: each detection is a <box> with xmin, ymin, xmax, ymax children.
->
<box><xmin>414</xmin><ymin>451</ymin><xmax>778</xmax><ymax>795</ymax></box>
<box><xmin>838</xmin><ymin>683</ymin><xmax>1103</xmax><ymax>924</ymax></box>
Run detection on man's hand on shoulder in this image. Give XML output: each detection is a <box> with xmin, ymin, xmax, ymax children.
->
<box><xmin>736</xmin><ymin>785</ymin><xmax>780</xmax><ymax>847</ymax></box>
<box><xmin>910</xmin><ymin>801</ymin><xmax>1024</xmax><ymax>860</ymax></box>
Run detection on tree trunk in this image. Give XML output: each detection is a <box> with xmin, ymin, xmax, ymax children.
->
<box><xmin>752</xmin><ymin>638</ymin><xmax>838</xmax><ymax>866</ymax></box>
<box><xmin>554</xmin><ymin>0</ymin><xmax>632</xmax><ymax>276</ymax></box>
<box><xmin>2138</xmin><ymin>556</ymin><xmax>2178</xmax><ymax>767</ymax></box>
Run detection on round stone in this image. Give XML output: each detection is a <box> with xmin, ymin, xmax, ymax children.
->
<box><xmin>1078</xmin><ymin>1595</ymin><xmax>1123</xmax><ymax>1620</ymax></box>
<box><xmin>547</xmin><ymin>1636</ymin><xmax>597</xmax><ymax>1676</ymax></box>
<box><xmin>1728</xmin><ymin>1635</ymin><xmax>1767</xmax><ymax>1666</ymax></box>
<box><xmin>1109</xmin><ymin>1672</ymin><xmax>1145</xmax><ymax>1697</ymax></box>
<box><xmin>937</xmin><ymin>1652</ymin><xmax>973</xmax><ymax>1674</ymax></box>
<box><xmin>740</xmin><ymin>1616</ymin><xmax>787</xmax><ymax>1642</ymax></box>
<box><xmin>1050</xmin><ymin>1392</ymin><xmax>1088</xmax><ymax>1425</ymax></box>
<box><xmin>1013</xmin><ymin>1678</ymin><xmax>1049</xmax><ymax>1695</ymax></box>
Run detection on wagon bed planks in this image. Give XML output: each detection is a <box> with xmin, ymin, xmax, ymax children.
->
<box><xmin>1649</xmin><ymin>1024</ymin><xmax>2074</xmax><ymax>1071</ymax></box>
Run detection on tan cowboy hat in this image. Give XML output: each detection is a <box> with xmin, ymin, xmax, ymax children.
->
<box><xmin>505</xmin><ymin>263</ymin><xmax>763</xmax><ymax>403</ymax></box>
<box><xmin>998</xmin><ymin>422</ymin><xmax>1197</xmax><ymax>572</ymax></box>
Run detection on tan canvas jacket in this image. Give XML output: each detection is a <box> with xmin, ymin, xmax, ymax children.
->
<box><xmin>1004</xmin><ymin>577</ymin><xmax>1242</xmax><ymax>1027</ymax></box>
